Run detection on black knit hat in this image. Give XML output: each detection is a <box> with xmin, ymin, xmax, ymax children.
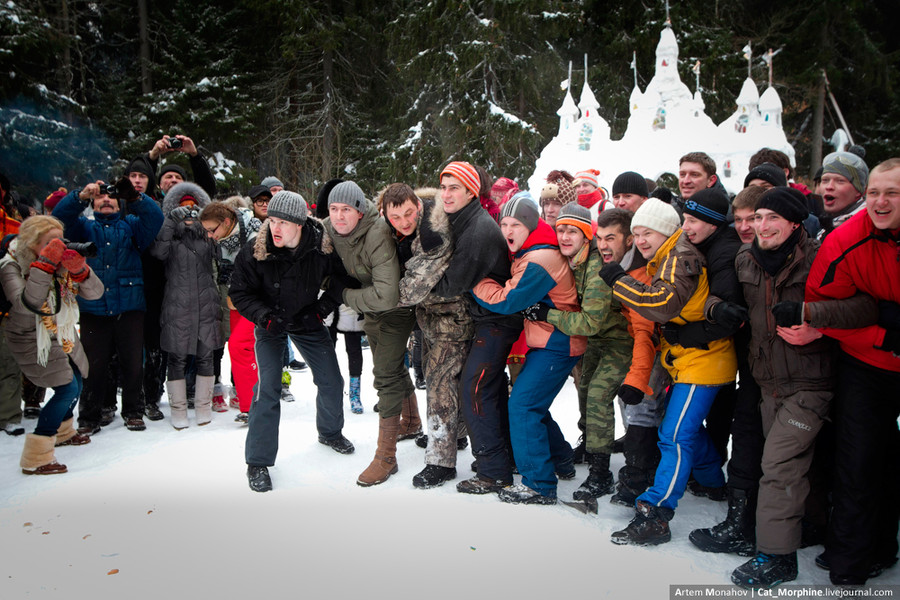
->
<box><xmin>757</xmin><ymin>187</ymin><xmax>808</xmax><ymax>224</ymax></box>
<box><xmin>125</xmin><ymin>156</ymin><xmax>156</xmax><ymax>192</ymax></box>
<box><xmin>744</xmin><ymin>162</ymin><xmax>787</xmax><ymax>189</ymax></box>
<box><xmin>612</xmin><ymin>171</ymin><xmax>649</xmax><ymax>197</ymax></box>
<box><xmin>159</xmin><ymin>164</ymin><xmax>188</xmax><ymax>181</ymax></box>
<box><xmin>683</xmin><ymin>188</ymin><xmax>729</xmax><ymax>226</ymax></box>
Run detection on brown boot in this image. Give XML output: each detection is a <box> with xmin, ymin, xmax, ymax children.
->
<box><xmin>21</xmin><ymin>433</ymin><xmax>67</xmax><ymax>475</ymax></box>
<box><xmin>357</xmin><ymin>415</ymin><xmax>400</xmax><ymax>487</ymax></box>
<box><xmin>55</xmin><ymin>418</ymin><xmax>91</xmax><ymax>447</ymax></box>
<box><xmin>397</xmin><ymin>392</ymin><xmax>422</xmax><ymax>441</ymax></box>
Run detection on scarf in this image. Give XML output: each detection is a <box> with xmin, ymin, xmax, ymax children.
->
<box><xmin>750</xmin><ymin>226</ymin><xmax>804</xmax><ymax>277</ymax></box>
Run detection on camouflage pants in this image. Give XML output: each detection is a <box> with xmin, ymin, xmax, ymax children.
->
<box><xmin>581</xmin><ymin>337</ymin><xmax>633</xmax><ymax>455</ymax></box>
<box><xmin>423</xmin><ymin>338</ymin><xmax>468</xmax><ymax>467</ymax></box>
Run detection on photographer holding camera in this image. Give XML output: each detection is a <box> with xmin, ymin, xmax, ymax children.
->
<box><xmin>53</xmin><ymin>178</ymin><xmax>164</xmax><ymax>434</ymax></box>
<box><xmin>146</xmin><ymin>134</ymin><xmax>217</xmax><ymax>199</ymax></box>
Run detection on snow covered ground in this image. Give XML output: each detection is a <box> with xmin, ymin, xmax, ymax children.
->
<box><xmin>2</xmin><ymin>348</ymin><xmax>898</xmax><ymax>599</ymax></box>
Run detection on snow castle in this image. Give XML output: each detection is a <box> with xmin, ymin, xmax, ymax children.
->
<box><xmin>528</xmin><ymin>22</ymin><xmax>795</xmax><ymax>196</ymax></box>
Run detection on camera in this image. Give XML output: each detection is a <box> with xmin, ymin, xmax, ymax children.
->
<box><xmin>167</xmin><ymin>136</ymin><xmax>183</xmax><ymax>149</ymax></box>
<box><xmin>100</xmin><ymin>183</ymin><xmax>118</xmax><ymax>198</ymax></box>
<box><xmin>64</xmin><ymin>240</ymin><xmax>98</xmax><ymax>258</ymax></box>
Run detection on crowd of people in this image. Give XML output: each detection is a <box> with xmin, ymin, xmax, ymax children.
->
<box><xmin>0</xmin><ymin>137</ymin><xmax>897</xmax><ymax>592</ymax></box>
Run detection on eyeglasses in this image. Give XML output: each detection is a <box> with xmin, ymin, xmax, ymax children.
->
<box><xmin>204</xmin><ymin>222</ymin><xmax>224</xmax><ymax>237</ymax></box>
<box><xmin>253</xmin><ymin>198</ymin><xmax>270</xmax><ymax>206</ymax></box>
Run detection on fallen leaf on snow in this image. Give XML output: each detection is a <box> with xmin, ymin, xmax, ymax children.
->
<box><xmin>107</xmin><ymin>569</ymin><xmax>119</xmax><ymax>575</ymax></box>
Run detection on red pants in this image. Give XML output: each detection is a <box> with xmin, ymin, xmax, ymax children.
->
<box><xmin>228</xmin><ymin>311</ymin><xmax>258</xmax><ymax>413</ymax></box>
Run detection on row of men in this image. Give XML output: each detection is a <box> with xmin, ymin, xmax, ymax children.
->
<box><xmin>2</xmin><ymin>142</ymin><xmax>897</xmax><ymax>591</ymax></box>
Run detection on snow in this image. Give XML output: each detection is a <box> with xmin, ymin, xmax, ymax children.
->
<box><xmin>488</xmin><ymin>102</ymin><xmax>537</xmax><ymax>133</ymax></box>
<box><xmin>3</xmin><ymin>344</ymin><xmax>896</xmax><ymax>600</ymax></box>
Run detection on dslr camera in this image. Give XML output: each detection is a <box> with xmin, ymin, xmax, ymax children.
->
<box><xmin>63</xmin><ymin>240</ymin><xmax>98</xmax><ymax>258</ymax></box>
<box><xmin>167</xmin><ymin>136</ymin><xmax>183</xmax><ymax>149</ymax></box>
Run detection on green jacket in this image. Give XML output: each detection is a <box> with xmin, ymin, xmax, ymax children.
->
<box><xmin>324</xmin><ymin>199</ymin><xmax>400</xmax><ymax>315</ymax></box>
<box><xmin>547</xmin><ymin>244</ymin><xmax>630</xmax><ymax>343</ymax></box>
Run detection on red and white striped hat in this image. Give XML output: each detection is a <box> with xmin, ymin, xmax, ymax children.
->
<box><xmin>440</xmin><ymin>161</ymin><xmax>481</xmax><ymax>198</ymax></box>
<box><xmin>573</xmin><ymin>169</ymin><xmax>600</xmax><ymax>189</ymax></box>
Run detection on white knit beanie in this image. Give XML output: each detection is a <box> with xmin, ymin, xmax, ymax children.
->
<box><xmin>630</xmin><ymin>198</ymin><xmax>681</xmax><ymax>237</ymax></box>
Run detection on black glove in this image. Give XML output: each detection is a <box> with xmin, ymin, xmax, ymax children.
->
<box><xmin>522</xmin><ymin>302</ymin><xmax>551</xmax><ymax>322</ymax></box>
<box><xmin>342</xmin><ymin>275</ymin><xmax>362</xmax><ymax>290</ymax></box>
<box><xmin>771</xmin><ymin>301</ymin><xmax>804</xmax><ymax>327</ymax></box>
<box><xmin>711</xmin><ymin>301</ymin><xmax>749</xmax><ymax>329</ymax></box>
<box><xmin>599</xmin><ymin>261</ymin><xmax>627</xmax><ymax>288</ymax></box>
<box><xmin>618</xmin><ymin>384</ymin><xmax>645</xmax><ymax>406</ymax></box>
<box><xmin>660</xmin><ymin>323</ymin><xmax>681</xmax><ymax>346</ymax></box>
<box><xmin>876</xmin><ymin>330</ymin><xmax>900</xmax><ymax>356</ymax></box>
<box><xmin>263</xmin><ymin>313</ymin><xmax>286</xmax><ymax>334</ymax></box>
<box><xmin>316</xmin><ymin>296</ymin><xmax>338</xmax><ymax>320</ymax></box>
<box><xmin>114</xmin><ymin>177</ymin><xmax>140</xmax><ymax>202</ymax></box>
<box><xmin>878</xmin><ymin>301</ymin><xmax>900</xmax><ymax>330</ymax></box>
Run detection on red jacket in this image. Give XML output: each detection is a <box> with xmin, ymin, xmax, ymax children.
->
<box><xmin>1</xmin><ymin>207</ymin><xmax>19</xmax><ymax>238</ymax></box>
<box><xmin>806</xmin><ymin>210</ymin><xmax>900</xmax><ymax>372</ymax></box>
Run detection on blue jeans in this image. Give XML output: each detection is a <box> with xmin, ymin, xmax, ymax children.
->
<box><xmin>508</xmin><ymin>348</ymin><xmax>581</xmax><ymax>498</ymax></box>
<box><xmin>245</xmin><ymin>325</ymin><xmax>345</xmax><ymax>467</ymax></box>
<box><xmin>35</xmin><ymin>365</ymin><xmax>83</xmax><ymax>437</ymax></box>
<box><xmin>638</xmin><ymin>383</ymin><xmax>725</xmax><ymax>513</ymax></box>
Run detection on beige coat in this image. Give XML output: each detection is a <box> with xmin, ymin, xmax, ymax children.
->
<box><xmin>0</xmin><ymin>240</ymin><xmax>103</xmax><ymax>388</ymax></box>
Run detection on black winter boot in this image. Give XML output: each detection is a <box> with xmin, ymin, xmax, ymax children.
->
<box><xmin>732</xmin><ymin>552</ymin><xmax>798</xmax><ymax>589</ymax></box>
<box><xmin>689</xmin><ymin>487</ymin><xmax>756</xmax><ymax>556</ymax></box>
<box><xmin>611</xmin><ymin>425</ymin><xmax>659</xmax><ymax>506</ymax></box>
<box><xmin>610</xmin><ymin>501</ymin><xmax>672</xmax><ymax>546</ymax></box>
<box><xmin>573</xmin><ymin>453</ymin><xmax>615</xmax><ymax>501</ymax></box>
<box><xmin>572</xmin><ymin>434</ymin><xmax>586</xmax><ymax>464</ymax></box>
<box><xmin>247</xmin><ymin>465</ymin><xmax>272</xmax><ymax>493</ymax></box>
<box><xmin>412</xmin><ymin>465</ymin><xmax>457</xmax><ymax>489</ymax></box>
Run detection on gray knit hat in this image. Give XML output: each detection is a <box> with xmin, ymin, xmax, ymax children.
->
<box><xmin>267</xmin><ymin>191</ymin><xmax>308</xmax><ymax>225</ymax></box>
<box><xmin>260</xmin><ymin>176</ymin><xmax>284</xmax><ymax>189</ymax></box>
<box><xmin>328</xmin><ymin>181</ymin><xmax>367</xmax><ymax>213</ymax></box>
<box><xmin>822</xmin><ymin>151</ymin><xmax>869</xmax><ymax>194</ymax></box>
<box><xmin>500</xmin><ymin>191</ymin><xmax>540</xmax><ymax>233</ymax></box>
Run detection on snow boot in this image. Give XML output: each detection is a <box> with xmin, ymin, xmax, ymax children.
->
<box><xmin>397</xmin><ymin>392</ymin><xmax>422</xmax><ymax>441</ymax></box>
<box><xmin>456</xmin><ymin>474</ymin><xmax>513</xmax><ymax>495</ymax></box>
<box><xmin>55</xmin><ymin>418</ymin><xmax>91</xmax><ymax>446</ymax></box>
<box><xmin>610</xmin><ymin>501</ymin><xmax>672</xmax><ymax>546</ymax></box>
<box><xmin>689</xmin><ymin>487</ymin><xmax>756</xmax><ymax>556</ymax></box>
<box><xmin>280</xmin><ymin>371</ymin><xmax>294</xmax><ymax>402</ymax></box>
<box><xmin>166</xmin><ymin>379</ymin><xmax>189</xmax><ymax>430</ymax></box>
<box><xmin>20</xmin><ymin>433</ymin><xmax>67</xmax><ymax>475</ymax></box>
<box><xmin>194</xmin><ymin>375</ymin><xmax>215</xmax><ymax>426</ymax></box>
<box><xmin>357</xmin><ymin>415</ymin><xmax>400</xmax><ymax>487</ymax></box>
<box><xmin>498</xmin><ymin>483</ymin><xmax>557</xmax><ymax>505</ymax></box>
<box><xmin>573</xmin><ymin>453</ymin><xmax>615</xmax><ymax>501</ymax></box>
<box><xmin>732</xmin><ymin>552</ymin><xmax>798</xmax><ymax>590</ymax></box>
<box><xmin>212</xmin><ymin>382</ymin><xmax>228</xmax><ymax>412</ymax></box>
<box><xmin>687</xmin><ymin>477</ymin><xmax>727</xmax><ymax>501</ymax></box>
<box><xmin>349</xmin><ymin>377</ymin><xmax>363</xmax><ymax>414</ymax></box>
<box><xmin>247</xmin><ymin>465</ymin><xmax>272</xmax><ymax>493</ymax></box>
<box><xmin>412</xmin><ymin>464</ymin><xmax>457</xmax><ymax>489</ymax></box>
<box><xmin>572</xmin><ymin>434</ymin><xmax>586</xmax><ymax>464</ymax></box>
<box><xmin>611</xmin><ymin>424</ymin><xmax>659</xmax><ymax>506</ymax></box>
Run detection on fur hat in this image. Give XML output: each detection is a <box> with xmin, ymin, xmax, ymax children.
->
<box><xmin>556</xmin><ymin>203</ymin><xmax>595</xmax><ymax>240</ymax></box>
<box><xmin>612</xmin><ymin>171</ymin><xmax>649</xmax><ymax>197</ymax></box>
<box><xmin>631</xmin><ymin>198</ymin><xmax>681</xmax><ymax>237</ymax></box>
<box><xmin>268</xmin><ymin>191</ymin><xmax>309</xmax><ymax>225</ymax></box>
<box><xmin>744</xmin><ymin>162</ymin><xmax>787</xmax><ymax>188</ymax></box>
<box><xmin>683</xmin><ymin>188</ymin><xmax>730</xmax><ymax>226</ymax></box>
<box><xmin>440</xmin><ymin>162</ymin><xmax>481</xmax><ymax>198</ymax></box>
<box><xmin>328</xmin><ymin>181</ymin><xmax>367</xmax><ymax>213</ymax></box>
<box><xmin>162</xmin><ymin>181</ymin><xmax>211</xmax><ymax>216</ymax></box>
<box><xmin>500</xmin><ymin>191</ymin><xmax>540</xmax><ymax>233</ymax></box>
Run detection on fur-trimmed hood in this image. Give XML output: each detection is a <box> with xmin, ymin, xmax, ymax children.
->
<box><xmin>161</xmin><ymin>181</ymin><xmax>211</xmax><ymax>216</ymax></box>
<box><xmin>251</xmin><ymin>215</ymin><xmax>333</xmax><ymax>262</ymax></box>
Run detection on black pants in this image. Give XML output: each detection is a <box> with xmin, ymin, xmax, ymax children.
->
<box><xmin>725</xmin><ymin>365</ymin><xmax>764</xmax><ymax>492</ymax></box>
<box><xmin>826</xmin><ymin>352</ymin><xmax>900</xmax><ymax>581</ymax></box>
<box><xmin>78</xmin><ymin>311</ymin><xmax>145</xmax><ymax>425</ymax></box>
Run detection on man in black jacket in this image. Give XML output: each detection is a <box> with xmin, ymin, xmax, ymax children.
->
<box><xmin>229</xmin><ymin>191</ymin><xmax>354</xmax><ymax>492</ymax></box>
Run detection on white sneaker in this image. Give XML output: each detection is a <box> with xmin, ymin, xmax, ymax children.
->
<box><xmin>280</xmin><ymin>386</ymin><xmax>295</xmax><ymax>403</ymax></box>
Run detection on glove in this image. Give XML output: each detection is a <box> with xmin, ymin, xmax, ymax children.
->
<box><xmin>170</xmin><ymin>206</ymin><xmax>194</xmax><ymax>221</ymax></box>
<box><xmin>660</xmin><ymin>323</ymin><xmax>681</xmax><ymax>346</ymax></box>
<box><xmin>876</xmin><ymin>330</ymin><xmax>900</xmax><ymax>356</ymax></box>
<box><xmin>60</xmin><ymin>249</ymin><xmax>89</xmax><ymax>282</ymax></box>
<box><xmin>316</xmin><ymin>296</ymin><xmax>338</xmax><ymax>320</ymax></box>
<box><xmin>115</xmin><ymin>177</ymin><xmax>140</xmax><ymax>203</ymax></box>
<box><xmin>599</xmin><ymin>261</ymin><xmax>627</xmax><ymax>288</ymax></box>
<box><xmin>341</xmin><ymin>275</ymin><xmax>362</xmax><ymax>290</ymax></box>
<box><xmin>618</xmin><ymin>384</ymin><xmax>645</xmax><ymax>406</ymax></box>
<box><xmin>263</xmin><ymin>313</ymin><xmax>286</xmax><ymax>335</ymax></box>
<box><xmin>772</xmin><ymin>301</ymin><xmax>804</xmax><ymax>327</ymax></box>
<box><xmin>522</xmin><ymin>302</ymin><xmax>551</xmax><ymax>322</ymax></box>
<box><xmin>711</xmin><ymin>301</ymin><xmax>749</xmax><ymax>329</ymax></box>
<box><xmin>877</xmin><ymin>301</ymin><xmax>900</xmax><ymax>330</ymax></box>
<box><xmin>31</xmin><ymin>238</ymin><xmax>67</xmax><ymax>274</ymax></box>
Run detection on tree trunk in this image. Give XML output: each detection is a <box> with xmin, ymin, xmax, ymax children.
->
<box><xmin>810</xmin><ymin>73</ymin><xmax>825</xmax><ymax>179</ymax></box>
<box><xmin>58</xmin><ymin>0</ymin><xmax>71</xmax><ymax>97</ymax></box>
<box><xmin>322</xmin><ymin>48</ymin><xmax>335</xmax><ymax>181</ymax></box>
<box><xmin>138</xmin><ymin>0</ymin><xmax>152</xmax><ymax>94</ymax></box>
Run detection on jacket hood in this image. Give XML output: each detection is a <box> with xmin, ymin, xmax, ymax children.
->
<box><xmin>161</xmin><ymin>182</ymin><xmax>211</xmax><ymax>216</ymax></box>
